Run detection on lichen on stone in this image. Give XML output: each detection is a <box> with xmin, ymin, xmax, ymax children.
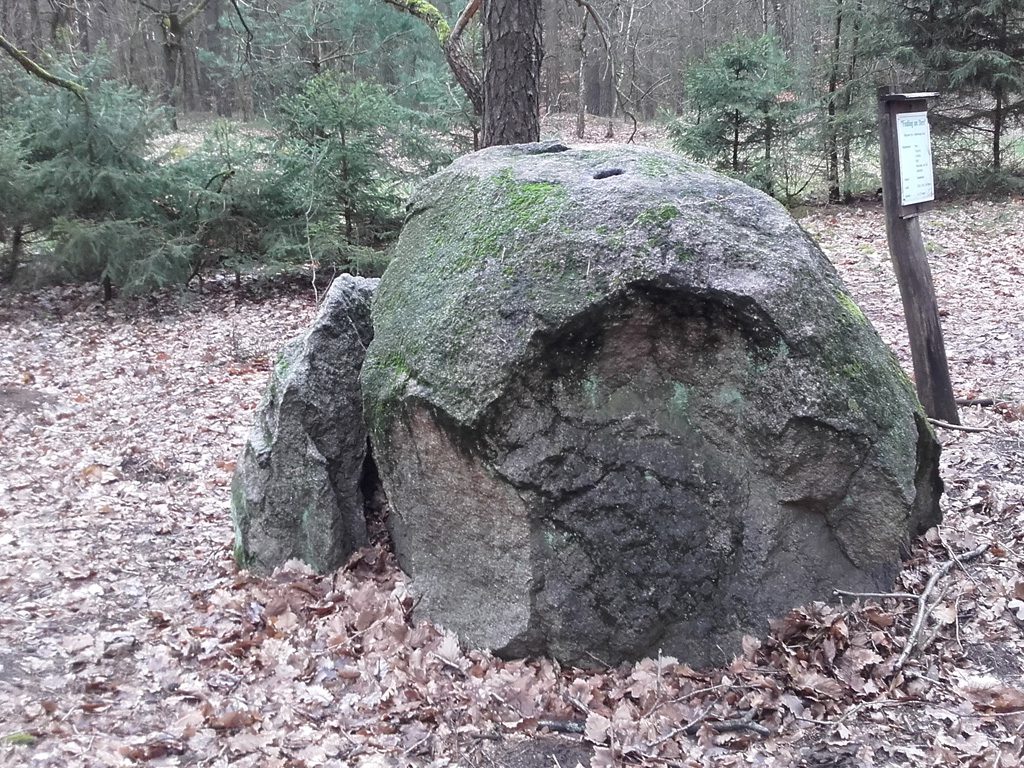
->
<box><xmin>361</xmin><ymin>144</ymin><xmax>942</xmax><ymax>666</ymax></box>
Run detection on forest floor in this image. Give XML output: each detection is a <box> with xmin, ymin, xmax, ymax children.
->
<box><xmin>1</xmin><ymin>198</ymin><xmax>1023</xmax><ymax>768</ymax></box>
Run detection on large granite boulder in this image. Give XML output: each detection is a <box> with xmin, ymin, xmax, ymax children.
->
<box><xmin>361</xmin><ymin>143</ymin><xmax>943</xmax><ymax>667</ymax></box>
<box><xmin>232</xmin><ymin>274</ymin><xmax>378</xmax><ymax>574</ymax></box>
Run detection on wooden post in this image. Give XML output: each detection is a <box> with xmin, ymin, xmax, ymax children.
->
<box><xmin>877</xmin><ymin>87</ymin><xmax>960</xmax><ymax>424</ymax></box>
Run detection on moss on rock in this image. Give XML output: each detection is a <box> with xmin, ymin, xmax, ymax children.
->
<box><xmin>361</xmin><ymin>143</ymin><xmax>942</xmax><ymax>667</ymax></box>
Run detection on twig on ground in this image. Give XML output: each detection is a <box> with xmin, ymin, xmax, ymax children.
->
<box><xmin>953</xmin><ymin>593</ymin><xmax>964</xmax><ymax>651</ymax></box>
<box><xmin>833</xmin><ymin>589</ymin><xmax>918</xmax><ymax>601</ymax></box>
<box><xmin>893</xmin><ymin>542</ymin><xmax>989</xmax><ymax>672</ymax></box>
<box><xmin>584</xmin><ymin>650</ymin><xmax>612</xmax><ymax>669</ymax></box>
<box><xmin>538</xmin><ymin>719</ymin><xmax>586</xmax><ymax>734</ymax></box>
<box><xmin>927</xmin><ymin>417</ymin><xmax>993</xmax><ymax>433</ymax></box>
<box><xmin>682</xmin><ymin>708</ymin><xmax>770</xmax><ymax>738</ymax></box>
<box><xmin>402</xmin><ymin>733</ymin><xmax>432</xmax><ymax>755</ymax></box>
<box><xmin>794</xmin><ymin>698</ymin><xmax>912</xmax><ymax>733</ymax></box>
<box><xmin>638</xmin><ymin>706</ymin><xmax>772</xmax><ymax>758</ymax></box>
<box><xmin>941</xmin><ymin>533</ymin><xmax>982</xmax><ymax>587</ymax></box>
<box><xmin>566</xmin><ymin>695</ymin><xmax>590</xmax><ymax>717</ymax></box>
<box><xmin>429</xmin><ymin>652</ymin><xmax>466</xmax><ymax>676</ymax></box>
<box><xmin>956</xmin><ymin>398</ymin><xmax>995</xmax><ymax>407</ymax></box>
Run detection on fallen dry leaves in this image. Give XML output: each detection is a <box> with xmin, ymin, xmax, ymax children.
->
<box><xmin>1</xmin><ymin>198</ymin><xmax>1023</xmax><ymax>767</ymax></box>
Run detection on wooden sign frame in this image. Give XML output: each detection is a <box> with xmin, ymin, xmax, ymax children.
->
<box><xmin>880</xmin><ymin>90</ymin><xmax>939</xmax><ymax>219</ymax></box>
<box><xmin>876</xmin><ymin>87</ymin><xmax>959</xmax><ymax>423</ymax></box>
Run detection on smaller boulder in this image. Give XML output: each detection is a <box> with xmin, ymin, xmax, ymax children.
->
<box><xmin>231</xmin><ymin>275</ymin><xmax>378</xmax><ymax>573</ymax></box>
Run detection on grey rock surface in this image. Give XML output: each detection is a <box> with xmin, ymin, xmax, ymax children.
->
<box><xmin>232</xmin><ymin>274</ymin><xmax>378</xmax><ymax>574</ymax></box>
<box><xmin>361</xmin><ymin>143</ymin><xmax>942</xmax><ymax>667</ymax></box>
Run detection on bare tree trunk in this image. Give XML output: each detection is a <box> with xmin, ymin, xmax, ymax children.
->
<box><xmin>79</xmin><ymin>0</ymin><xmax>91</xmax><ymax>53</ymax></box>
<box><xmin>993</xmin><ymin>11</ymin><xmax>1008</xmax><ymax>170</ymax></box>
<box><xmin>0</xmin><ymin>226</ymin><xmax>23</xmax><ymax>284</ymax></box>
<box><xmin>575</xmin><ymin>11</ymin><xmax>588</xmax><ymax>139</ymax></box>
<box><xmin>993</xmin><ymin>86</ymin><xmax>1003</xmax><ymax>171</ymax></box>
<box><xmin>341</xmin><ymin>127</ymin><xmax>354</xmax><ymax>240</ymax></box>
<box><xmin>161</xmin><ymin>27</ymin><xmax>179</xmax><ymax>123</ymax></box>
<box><xmin>541</xmin><ymin>0</ymin><xmax>561</xmax><ymax>112</ymax></box>
<box><xmin>772</xmin><ymin>0</ymin><xmax>789</xmax><ymax>49</ymax></box>
<box><xmin>733</xmin><ymin>111</ymin><xmax>740</xmax><ymax>171</ymax></box>
<box><xmin>840</xmin><ymin>0</ymin><xmax>863</xmax><ymax>202</ymax></box>
<box><xmin>28</xmin><ymin>0</ymin><xmax>43</xmax><ymax>56</ymax></box>
<box><xmin>482</xmin><ymin>0</ymin><xmax>542</xmax><ymax>147</ymax></box>
<box><xmin>826</xmin><ymin>0</ymin><xmax>843</xmax><ymax>203</ymax></box>
<box><xmin>757</xmin><ymin>0</ymin><xmax>768</xmax><ymax>35</ymax></box>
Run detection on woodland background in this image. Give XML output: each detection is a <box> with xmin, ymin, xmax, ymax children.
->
<box><xmin>3</xmin><ymin>2</ymin><xmax>1024</xmax><ymax>766</ymax></box>
<box><xmin>1</xmin><ymin>0</ymin><xmax>1023</xmax><ymax>297</ymax></box>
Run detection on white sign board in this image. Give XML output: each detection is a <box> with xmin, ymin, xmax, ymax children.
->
<box><xmin>896</xmin><ymin>111</ymin><xmax>935</xmax><ymax>206</ymax></box>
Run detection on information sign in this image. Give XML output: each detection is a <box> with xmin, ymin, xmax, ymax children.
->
<box><xmin>895</xmin><ymin>111</ymin><xmax>934</xmax><ymax>206</ymax></box>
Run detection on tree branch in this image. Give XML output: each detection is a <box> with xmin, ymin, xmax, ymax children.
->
<box><xmin>893</xmin><ymin>542</ymin><xmax>989</xmax><ymax>672</ymax></box>
<box><xmin>378</xmin><ymin>0</ymin><xmax>482</xmax><ymax>116</ymax></box>
<box><xmin>380</xmin><ymin>0</ymin><xmax>451</xmax><ymax>44</ymax></box>
<box><xmin>226</xmin><ymin>0</ymin><xmax>253</xmax><ymax>60</ymax></box>
<box><xmin>0</xmin><ymin>30</ymin><xmax>87</xmax><ymax>103</ymax></box>
<box><xmin>571</xmin><ymin>0</ymin><xmax>640</xmax><ymax>142</ymax></box>
<box><xmin>927</xmin><ymin>417</ymin><xmax>992</xmax><ymax>433</ymax></box>
<box><xmin>451</xmin><ymin>0</ymin><xmax>480</xmax><ymax>40</ymax></box>
<box><xmin>134</xmin><ymin>0</ymin><xmax>164</xmax><ymax>14</ymax></box>
<box><xmin>180</xmin><ymin>0</ymin><xmax>212</xmax><ymax>27</ymax></box>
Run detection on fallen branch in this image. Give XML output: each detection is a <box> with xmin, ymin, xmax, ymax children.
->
<box><xmin>637</xmin><ymin>710</ymin><xmax>770</xmax><ymax>766</ymax></box>
<box><xmin>538</xmin><ymin>719</ymin><xmax>585</xmax><ymax>734</ymax></box>
<box><xmin>683</xmin><ymin>708</ymin><xmax>770</xmax><ymax>738</ymax></box>
<box><xmin>429</xmin><ymin>652</ymin><xmax>466</xmax><ymax>676</ymax></box>
<box><xmin>955</xmin><ymin>397</ymin><xmax>995</xmax><ymax>407</ymax></box>
<box><xmin>893</xmin><ymin>542</ymin><xmax>989</xmax><ymax>672</ymax></box>
<box><xmin>833</xmin><ymin>589</ymin><xmax>918</xmax><ymax>600</ymax></box>
<box><xmin>927</xmin><ymin>418</ymin><xmax>992</xmax><ymax>434</ymax></box>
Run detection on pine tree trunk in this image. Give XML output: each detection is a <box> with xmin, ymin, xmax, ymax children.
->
<box><xmin>772</xmin><ymin>0</ymin><xmax>790</xmax><ymax>50</ymax></box>
<box><xmin>161</xmin><ymin>16</ymin><xmax>181</xmax><ymax>128</ymax></box>
<box><xmin>840</xmin><ymin>0</ymin><xmax>863</xmax><ymax>203</ymax></box>
<box><xmin>733</xmin><ymin>111</ymin><xmax>740</xmax><ymax>171</ymax></box>
<box><xmin>541</xmin><ymin>0</ymin><xmax>562</xmax><ymax>111</ymax></box>
<box><xmin>993</xmin><ymin>87</ymin><xmax>1003</xmax><ymax>171</ymax></box>
<box><xmin>79</xmin><ymin>1</ymin><xmax>91</xmax><ymax>54</ymax></box>
<box><xmin>482</xmin><ymin>0</ymin><xmax>543</xmax><ymax>147</ymax></box>
<box><xmin>341</xmin><ymin>127</ymin><xmax>354</xmax><ymax>240</ymax></box>
<box><xmin>1</xmin><ymin>226</ymin><xmax>23</xmax><ymax>284</ymax></box>
<box><xmin>826</xmin><ymin>0</ymin><xmax>843</xmax><ymax>203</ymax></box>
<box><xmin>993</xmin><ymin>11</ymin><xmax>1009</xmax><ymax>170</ymax></box>
<box><xmin>575</xmin><ymin>13</ymin><xmax>588</xmax><ymax>139</ymax></box>
<box><xmin>27</xmin><ymin>0</ymin><xmax>42</xmax><ymax>57</ymax></box>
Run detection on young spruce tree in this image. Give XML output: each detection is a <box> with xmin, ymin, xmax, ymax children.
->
<box><xmin>895</xmin><ymin>0</ymin><xmax>1024</xmax><ymax>169</ymax></box>
<box><xmin>9</xmin><ymin>64</ymin><xmax>186</xmax><ymax>297</ymax></box>
<box><xmin>673</xmin><ymin>35</ymin><xmax>799</xmax><ymax>198</ymax></box>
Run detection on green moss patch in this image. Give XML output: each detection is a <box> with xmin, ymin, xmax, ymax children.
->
<box><xmin>636</xmin><ymin>204</ymin><xmax>681</xmax><ymax>227</ymax></box>
<box><xmin>3</xmin><ymin>732</ymin><xmax>38</xmax><ymax>747</ymax></box>
<box><xmin>835</xmin><ymin>291</ymin><xmax>869</xmax><ymax>325</ymax></box>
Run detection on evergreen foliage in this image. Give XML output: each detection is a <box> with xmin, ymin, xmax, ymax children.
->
<box><xmin>672</xmin><ymin>35</ymin><xmax>801</xmax><ymax>198</ymax></box>
<box><xmin>0</xmin><ymin>49</ymin><xmax>451</xmax><ymax>296</ymax></box>
<box><xmin>817</xmin><ymin>0</ymin><xmax>892</xmax><ymax>203</ymax></box>
<box><xmin>1</xmin><ymin>64</ymin><xmax>184</xmax><ymax>294</ymax></box>
<box><xmin>894</xmin><ymin>0</ymin><xmax>1024</xmax><ymax>169</ymax></box>
<box><xmin>0</xmin><ymin>121</ymin><xmax>33</xmax><ymax>281</ymax></box>
<box><xmin>202</xmin><ymin>0</ymin><xmax>472</xmax><ymax>135</ymax></box>
<box><xmin>275</xmin><ymin>72</ymin><xmax>451</xmax><ymax>273</ymax></box>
